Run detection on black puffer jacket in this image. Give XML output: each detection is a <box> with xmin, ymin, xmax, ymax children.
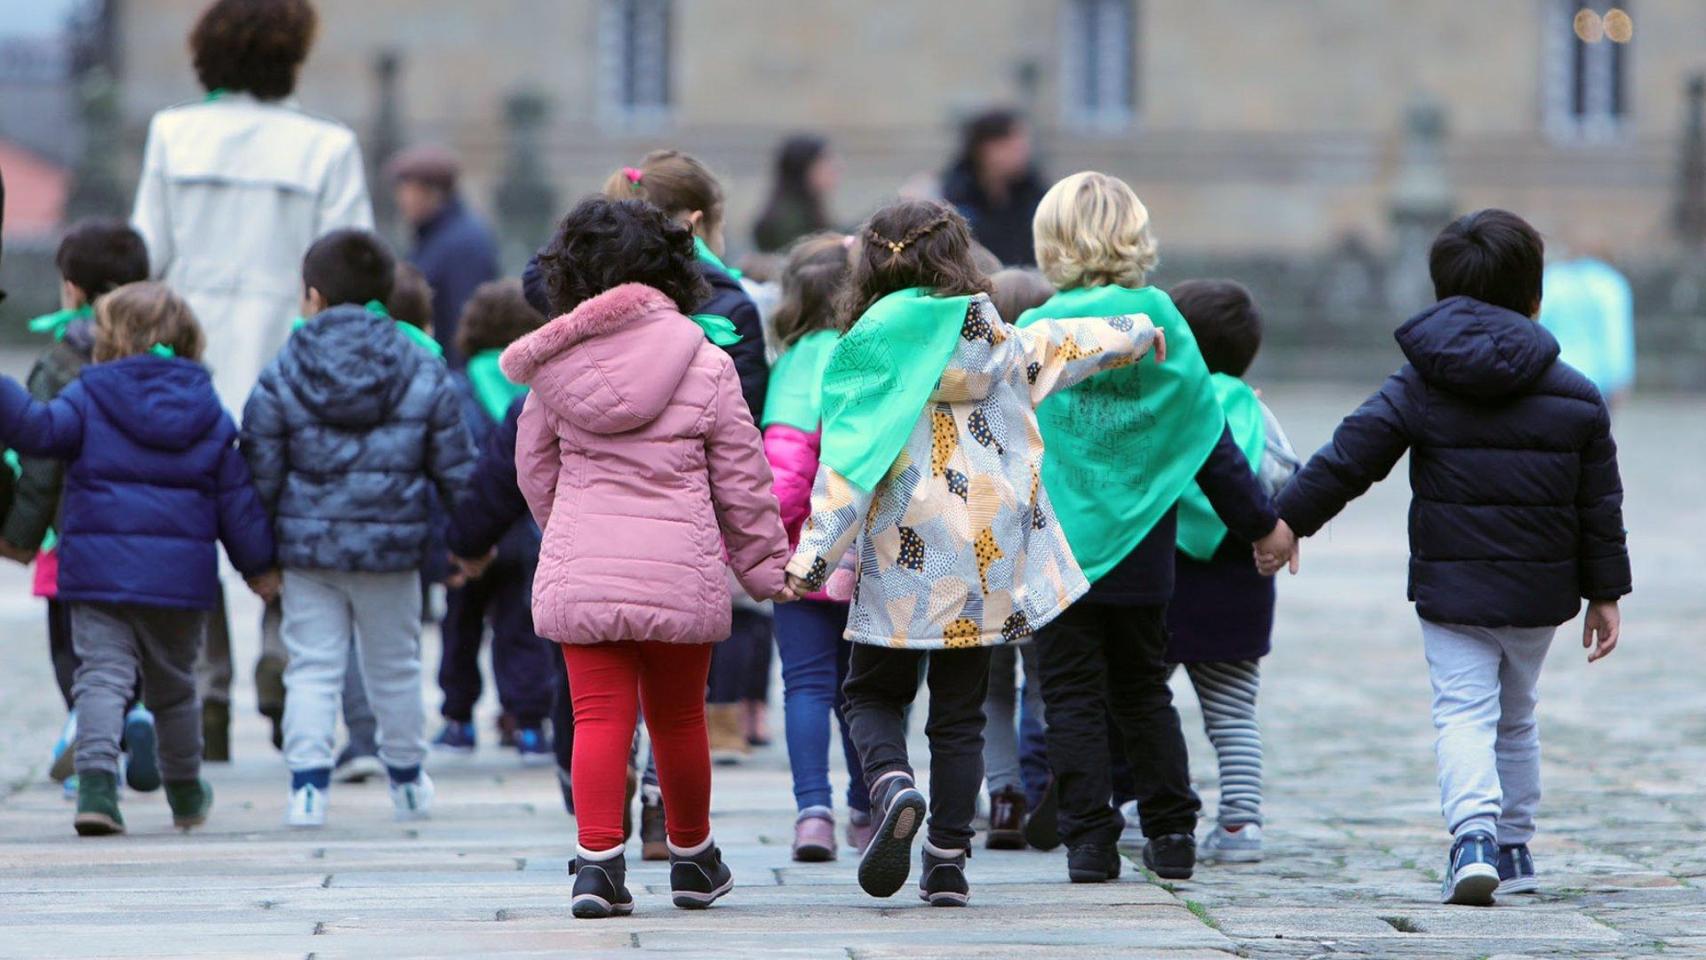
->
<box><xmin>242</xmin><ymin>305</ymin><xmax>476</xmax><ymax>572</ymax></box>
<box><xmin>1278</xmin><ymin>296</ymin><xmax>1631</xmax><ymax>628</ymax></box>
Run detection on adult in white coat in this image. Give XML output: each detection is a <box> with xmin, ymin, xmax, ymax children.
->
<box><xmin>130</xmin><ymin>0</ymin><xmax>374</xmax><ymax>759</ymax></box>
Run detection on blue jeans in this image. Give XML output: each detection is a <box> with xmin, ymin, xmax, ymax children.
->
<box><xmin>774</xmin><ymin>600</ymin><xmax>869</xmax><ymax>814</ymax></box>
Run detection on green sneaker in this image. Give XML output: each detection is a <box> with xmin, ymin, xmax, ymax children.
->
<box><xmin>165</xmin><ymin>778</ymin><xmax>214</xmax><ymax>829</ymax></box>
<box><xmin>74</xmin><ymin>771</ymin><xmax>125</xmax><ymax>836</ymax></box>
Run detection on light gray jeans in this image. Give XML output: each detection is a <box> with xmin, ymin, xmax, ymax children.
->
<box><xmin>982</xmin><ymin>643</ymin><xmax>1044</xmax><ymax>794</ymax></box>
<box><xmin>281</xmin><ymin>569</ymin><xmax>424</xmax><ymax>777</ymax></box>
<box><xmin>1421</xmin><ymin>618</ymin><xmax>1557</xmax><ymax>845</ymax></box>
<box><xmin>72</xmin><ymin>602</ymin><xmax>208</xmax><ymax>781</ymax></box>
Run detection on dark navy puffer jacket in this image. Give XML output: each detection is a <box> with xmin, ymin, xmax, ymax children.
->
<box><xmin>1278</xmin><ymin>296</ymin><xmax>1631</xmax><ymax>627</ymax></box>
<box><xmin>242</xmin><ymin>305</ymin><xmax>476</xmax><ymax>573</ymax></box>
<box><xmin>445</xmin><ymin>395</ymin><xmax>532</xmax><ymax>559</ymax></box>
<box><xmin>0</xmin><ymin>356</ymin><xmax>275</xmax><ymax>609</ymax></box>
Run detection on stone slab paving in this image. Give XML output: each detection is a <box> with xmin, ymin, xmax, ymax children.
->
<box><xmin>0</xmin><ymin>385</ymin><xmax>1702</xmax><ymax>959</ymax></box>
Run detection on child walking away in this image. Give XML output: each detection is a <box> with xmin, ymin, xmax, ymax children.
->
<box><xmin>1019</xmin><ymin>173</ymin><xmax>1291</xmax><ymax>885</ymax></box>
<box><xmin>0</xmin><ymin>220</ymin><xmax>151</xmax><ymax>795</ymax></box>
<box><xmin>761</xmin><ymin>234</ymin><xmax>873</xmax><ymax>861</ymax></box>
<box><xmin>504</xmin><ymin>197</ymin><xmax>789</xmax><ymax>919</ymax></box>
<box><xmin>0</xmin><ymin>282</ymin><xmax>278</xmax><ymax>836</ymax></box>
<box><xmin>243</xmin><ymin>228</ymin><xmax>475</xmax><ymax>828</ymax></box>
<box><xmin>434</xmin><ymin>280</ymin><xmax>555</xmax><ymax>765</ymax></box>
<box><xmin>1267</xmin><ymin>210</ymin><xmax>1630</xmax><ymax>906</ymax></box>
<box><xmin>785</xmin><ymin>199</ymin><xmax>1162</xmax><ymax>907</ymax></box>
<box><xmin>1166</xmin><ymin>280</ymin><xmax>1299</xmax><ymax>864</ymax></box>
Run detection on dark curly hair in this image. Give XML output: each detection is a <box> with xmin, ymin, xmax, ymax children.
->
<box><xmin>456</xmin><ymin>279</ymin><xmax>543</xmax><ymax>358</ymax></box>
<box><xmin>536</xmin><ymin>197</ymin><xmax>711</xmax><ymax>317</ymax></box>
<box><xmin>837</xmin><ymin>199</ymin><xmax>992</xmax><ymax>330</ymax></box>
<box><xmin>190</xmin><ymin>0</ymin><xmax>317</xmax><ymax>100</ymax></box>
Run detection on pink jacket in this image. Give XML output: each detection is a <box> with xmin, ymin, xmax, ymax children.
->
<box><xmin>763</xmin><ymin>423</ymin><xmax>855</xmax><ymax>603</ymax></box>
<box><xmin>502</xmin><ymin>283</ymin><xmax>789</xmax><ymax>645</ymax></box>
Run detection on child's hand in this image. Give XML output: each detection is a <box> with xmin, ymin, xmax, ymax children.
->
<box><xmin>1583</xmin><ymin>600</ymin><xmax>1620</xmax><ymax>662</ymax></box>
<box><xmin>0</xmin><ymin>539</ymin><xmax>35</xmax><ymax>565</ymax></box>
<box><xmin>246</xmin><ymin>569</ymin><xmax>282</xmax><ymax>602</ymax></box>
<box><xmin>1151</xmin><ymin>327</ymin><xmax>1167</xmax><ymax>364</ymax></box>
<box><xmin>786</xmin><ymin>573</ymin><xmax>814</xmax><ymax>598</ymax></box>
<box><xmin>772</xmin><ymin>584</ymin><xmax>800</xmax><ymax>604</ymax></box>
<box><xmin>1253</xmin><ymin>520</ymin><xmax>1300</xmax><ymax>576</ymax></box>
<box><xmin>451</xmin><ymin>550</ymin><xmax>497</xmax><ymax>586</ymax></box>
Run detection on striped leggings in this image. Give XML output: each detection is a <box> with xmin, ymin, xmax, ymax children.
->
<box><xmin>1179</xmin><ymin>659</ymin><xmax>1263</xmax><ymax>827</ymax></box>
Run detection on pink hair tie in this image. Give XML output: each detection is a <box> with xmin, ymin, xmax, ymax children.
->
<box><xmin>622</xmin><ymin>166</ymin><xmax>644</xmax><ymax>188</ymax></box>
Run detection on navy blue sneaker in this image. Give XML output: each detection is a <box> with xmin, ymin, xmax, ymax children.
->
<box><xmin>516</xmin><ymin>727</ymin><xmax>552</xmax><ymax>767</ymax></box>
<box><xmin>1441</xmin><ymin>831</ymin><xmax>1499</xmax><ymax>905</ymax></box>
<box><xmin>122</xmin><ymin>706</ymin><xmax>161</xmax><ymax>793</ymax></box>
<box><xmin>858</xmin><ymin>774</ymin><xmax>927</xmax><ymax>898</ymax></box>
<box><xmin>432</xmin><ymin>721</ymin><xmax>476</xmax><ymax>753</ymax></box>
<box><xmin>1497</xmin><ymin>843</ymin><xmax>1538</xmax><ymax>895</ymax></box>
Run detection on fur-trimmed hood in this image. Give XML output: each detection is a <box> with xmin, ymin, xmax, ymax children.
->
<box><xmin>501</xmin><ymin>283</ymin><xmax>705</xmax><ymax>435</ymax></box>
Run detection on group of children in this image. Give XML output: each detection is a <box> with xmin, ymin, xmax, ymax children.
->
<box><xmin>2</xmin><ymin>144</ymin><xmax>1628</xmax><ymax>917</ymax></box>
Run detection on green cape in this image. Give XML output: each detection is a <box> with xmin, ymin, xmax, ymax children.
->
<box><xmin>819</xmin><ymin>288</ymin><xmax>970</xmax><ymax>492</ymax></box>
<box><xmin>761</xmin><ymin>328</ymin><xmax>838</xmax><ymax>431</ymax></box>
<box><xmin>1175</xmin><ymin>374</ymin><xmax>1266</xmax><ymax>560</ymax></box>
<box><xmin>689</xmin><ymin>237</ymin><xmax>744</xmax><ymax>345</ymax></box>
<box><xmin>466</xmin><ymin>349</ymin><xmax>528</xmax><ymax>423</ymax></box>
<box><xmin>1017</xmin><ymin>285</ymin><xmax>1225</xmax><ymax>582</ymax></box>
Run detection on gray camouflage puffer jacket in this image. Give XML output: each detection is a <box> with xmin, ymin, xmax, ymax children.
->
<box><xmin>242</xmin><ymin>304</ymin><xmax>475</xmax><ymax>572</ymax></box>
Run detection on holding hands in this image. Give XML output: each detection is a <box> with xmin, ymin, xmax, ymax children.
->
<box><xmin>246</xmin><ymin>569</ymin><xmax>282</xmax><ymax>603</ymax></box>
<box><xmin>1253</xmin><ymin>519</ymin><xmax>1300</xmax><ymax>577</ymax></box>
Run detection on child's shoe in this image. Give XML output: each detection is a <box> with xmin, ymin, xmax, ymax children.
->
<box><xmin>1496</xmin><ymin>843</ymin><xmax>1539</xmax><ymax>896</ymax></box>
<box><xmin>515</xmin><ymin>727</ymin><xmax>552</xmax><ymax>767</ymax></box>
<box><xmin>332</xmin><ymin>744</ymin><xmax>384</xmax><ymax>784</ymax></box>
<box><xmin>1067</xmin><ymin>842</ymin><xmax>1122</xmax><ymax>883</ymax></box>
<box><xmin>165</xmin><ymin>778</ymin><xmax>214</xmax><ymax>829</ymax></box>
<box><xmin>985</xmin><ymin>786</ymin><xmax>1026</xmax><ymax>850</ymax></box>
<box><xmin>792</xmin><ymin>808</ymin><xmax>836</xmax><ymax>862</ymax></box>
<box><xmin>432</xmin><ymin>720</ymin><xmax>476</xmax><ymax>754</ymax></box>
<box><xmin>389</xmin><ymin>771</ymin><xmax>435</xmax><ymax>821</ymax></box>
<box><xmin>201</xmin><ymin>701</ymin><xmax>230</xmax><ymax>763</ymax></box>
<box><xmin>287</xmin><ymin>783</ymin><xmax>328</xmax><ymax>828</ymax></box>
<box><xmin>640</xmin><ymin>795</ymin><xmax>670</xmax><ymax>860</ymax></box>
<box><xmin>1200</xmin><ymin>822</ymin><xmax>1264</xmax><ymax>863</ymax></box>
<box><xmin>49</xmin><ymin>711</ymin><xmax>77</xmax><ymax>783</ymax></box>
<box><xmin>1024</xmin><ymin>780</ymin><xmax>1062</xmax><ymax>852</ymax></box>
<box><xmin>1440</xmin><ymin>831</ymin><xmax>1499</xmax><ymax>906</ymax></box>
<box><xmin>668</xmin><ymin>839</ymin><xmax>734</xmax><ymax>910</ymax></box>
<box><xmin>706</xmin><ymin>704</ymin><xmax>749</xmax><ymax>765</ymax></box>
<box><xmin>62</xmin><ymin>774</ymin><xmax>78</xmax><ymax>802</ymax></box>
<box><xmin>1141</xmin><ymin>833</ymin><xmax>1197</xmax><ymax>880</ymax></box>
<box><xmin>858</xmin><ymin>773</ymin><xmax>927</xmax><ymax>898</ymax></box>
<box><xmin>122</xmin><ymin>705</ymin><xmax>161</xmax><ymax>793</ymax></box>
<box><xmin>918</xmin><ymin>843</ymin><xmax>971</xmax><ymax>906</ymax></box>
<box><xmin>570</xmin><ymin>847</ymin><xmax>634</xmax><ymax>919</ymax></box>
<box><xmin>846</xmin><ymin>809</ymin><xmax>876</xmax><ymax>855</ymax></box>
<box><xmin>73</xmin><ymin>770</ymin><xmax>124</xmax><ymax>836</ymax></box>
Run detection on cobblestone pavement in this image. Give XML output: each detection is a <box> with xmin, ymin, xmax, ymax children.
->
<box><xmin>0</xmin><ymin>385</ymin><xmax>1701</xmax><ymax>959</ymax></box>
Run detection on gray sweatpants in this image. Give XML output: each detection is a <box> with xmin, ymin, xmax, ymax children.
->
<box><xmin>281</xmin><ymin>569</ymin><xmax>424</xmax><ymax>777</ymax></box>
<box><xmin>71</xmin><ymin>602</ymin><xmax>208</xmax><ymax>781</ymax></box>
<box><xmin>1421</xmin><ymin>617</ymin><xmax>1557</xmax><ymax>845</ymax></box>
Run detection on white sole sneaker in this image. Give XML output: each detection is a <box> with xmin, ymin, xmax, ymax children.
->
<box><xmin>1496</xmin><ymin>875</ymin><xmax>1539</xmax><ymax>895</ymax></box>
<box><xmin>1442</xmin><ymin>862</ymin><xmax>1499</xmax><ymax>905</ymax></box>
<box><xmin>286</xmin><ymin>785</ymin><xmax>327</xmax><ymax>828</ymax></box>
<box><xmin>390</xmin><ymin>773</ymin><xmax>435</xmax><ymax>821</ymax></box>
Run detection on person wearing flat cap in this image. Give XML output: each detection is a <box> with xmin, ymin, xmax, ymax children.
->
<box><xmin>387</xmin><ymin>145</ymin><xmax>500</xmax><ymax>369</ymax></box>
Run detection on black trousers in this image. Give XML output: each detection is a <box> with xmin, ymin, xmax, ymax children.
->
<box><xmin>438</xmin><ymin>560</ymin><xmax>556</xmax><ymax>726</ymax></box>
<box><xmin>843</xmin><ymin>643</ymin><xmax>993</xmax><ymax>851</ymax></box>
<box><xmin>1036</xmin><ymin>602</ymin><xmax>1200</xmax><ymax>846</ymax></box>
<box><xmin>706</xmin><ymin>607</ymin><xmax>773</xmax><ymax>705</ymax></box>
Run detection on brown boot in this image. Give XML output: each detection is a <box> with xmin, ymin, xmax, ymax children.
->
<box><xmin>706</xmin><ymin>704</ymin><xmax>749</xmax><ymax>766</ymax></box>
<box><xmin>201</xmin><ymin>701</ymin><xmax>231</xmax><ymax>763</ymax></box>
<box><xmin>986</xmin><ymin>786</ymin><xmax>1027</xmax><ymax>850</ymax></box>
<box><xmin>640</xmin><ymin>795</ymin><xmax>669</xmax><ymax>861</ymax></box>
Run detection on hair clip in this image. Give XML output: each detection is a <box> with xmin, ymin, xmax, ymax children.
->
<box><xmin>841</xmin><ymin>235</ymin><xmax>856</xmax><ymax>249</ymax></box>
<box><xmin>622</xmin><ymin>166</ymin><xmax>645</xmax><ymax>188</ymax></box>
<box><xmin>149</xmin><ymin>343</ymin><xmax>176</xmax><ymax>358</ymax></box>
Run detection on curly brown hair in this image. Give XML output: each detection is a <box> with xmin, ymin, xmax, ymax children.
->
<box><xmin>771</xmin><ymin>233</ymin><xmax>851</xmax><ymax>349</ymax></box>
<box><xmin>93</xmin><ymin>282</ymin><xmax>207</xmax><ymax>363</ymax></box>
<box><xmin>190</xmin><ymin>0</ymin><xmax>317</xmax><ymax>100</ymax></box>
<box><xmin>456</xmin><ymin>279</ymin><xmax>544</xmax><ymax>358</ymax></box>
<box><xmin>537</xmin><ymin>197</ymin><xmax>712</xmax><ymax>317</ymax></box>
<box><xmin>837</xmin><ymin>200</ymin><xmax>992</xmax><ymax>330</ymax></box>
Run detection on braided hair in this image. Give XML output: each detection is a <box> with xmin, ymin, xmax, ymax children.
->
<box><xmin>837</xmin><ymin>200</ymin><xmax>992</xmax><ymax>330</ymax></box>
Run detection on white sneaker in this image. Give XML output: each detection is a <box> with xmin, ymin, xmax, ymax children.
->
<box><xmin>1200</xmin><ymin>822</ymin><xmax>1264</xmax><ymax>863</ymax></box>
<box><xmin>390</xmin><ymin>772</ymin><xmax>435</xmax><ymax>821</ymax></box>
<box><xmin>287</xmin><ymin>784</ymin><xmax>327</xmax><ymax>828</ymax></box>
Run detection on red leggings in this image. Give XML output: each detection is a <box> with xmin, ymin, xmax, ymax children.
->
<box><xmin>562</xmin><ymin>642</ymin><xmax>714</xmax><ymax>852</ymax></box>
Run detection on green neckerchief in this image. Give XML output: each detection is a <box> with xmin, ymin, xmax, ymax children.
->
<box><xmin>689</xmin><ymin>237</ymin><xmax>745</xmax><ymax>344</ymax></box>
<box><xmin>466</xmin><ymin>349</ymin><xmax>528</xmax><ymax>423</ymax></box>
<box><xmin>1175</xmin><ymin>374</ymin><xmax>1266</xmax><ymax>560</ymax></box>
<box><xmin>761</xmin><ymin>328</ymin><xmax>839</xmax><ymax>431</ymax></box>
<box><xmin>1017</xmin><ymin>284</ymin><xmax>1225</xmax><ymax>582</ymax></box>
<box><xmin>204</xmin><ymin>88</ymin><xmax>227</xmax><ymax>102</ymax></box>
<box><xmin>27</xmin><ymin>304</ymin><xmax>93</xmax><ymax>341</ymax></box>
<box><xmin>820</xmin><ymin>288</ymin><xmax>970</xmax><ymax>492</ymax></box>
<box><xmin>693</xmin><ymin>236</ymin><xmax>742</xmax><ymax>281</ymax></box>
<box><xmin>292</xmin><ymin>301</ymin><xmax>444</xmax><ymax>360</ymax></box>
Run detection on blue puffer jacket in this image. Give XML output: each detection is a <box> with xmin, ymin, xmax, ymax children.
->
<box><xmin>445</xmin><ymin>395</ymin><xmax>533</xmax><ymax>559</ymax></box>
<box><xmin>242</xmin><ymin>304</ymin><xmax>477</xmax><ymax>573</ymax></box>
<box><xmin>0</xmin><ymin>356</ymin><xmax>275</xmax><ymax>609</ymax></box>
<box><xmin>1278</xmin><ymin>296</ymin><xmax>1631</xmax><ymax>627</ymax></box>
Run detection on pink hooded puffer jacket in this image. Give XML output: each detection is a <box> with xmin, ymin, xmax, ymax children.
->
<box><xmin>501</xmin><ymin>283</ymin><xmax>789</xmax><ymax>645</ymax></box>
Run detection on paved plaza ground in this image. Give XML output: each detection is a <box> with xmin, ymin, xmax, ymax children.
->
<box><xmin>0</xmin><ymin>384</ymin><xmax>1701</xmax><ymax>959</ymax></box>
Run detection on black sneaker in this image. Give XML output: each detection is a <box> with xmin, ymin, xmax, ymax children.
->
<box><xmin>1067</xmin><ymin>842</ymin><xmax>1122</xmax><ymax>883</ymax></box>
<box><xmin>1023</xmin><ymin>779</ymin><xmax>1061</xmax><ymax>851</ymax></box>
<box><xmin>918</xmin><ymin>845</ymin><xmax>970</xmax><ymax>907</ymax></box>
<box><xmin>570</xmin><ymin>850</ymin><xmax>634</xmax><ymax>919</ymax></box>
<box><xmin>858</xmin><ymin>775</ymin><xmax>927</xmax><ymax>898</ymax></box>
<box><xmin>1442</xmin><ymin>831</ymin><xmax>1499</xmax><ymax>905</ymax></box>
<box><xmin>1141</xmin><ymin>833</ymin><xmax>1196</xmax><ymax>880</ymax></box>
<box><xmin>669</xmin><ymin>841</ymin><xmax>734</xmax><ymax>910</ymax></box>
<box><xmin>1497</xmin><ymin>843</ymin><xmax>1538</xmax><ymax>895</ymax></box>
